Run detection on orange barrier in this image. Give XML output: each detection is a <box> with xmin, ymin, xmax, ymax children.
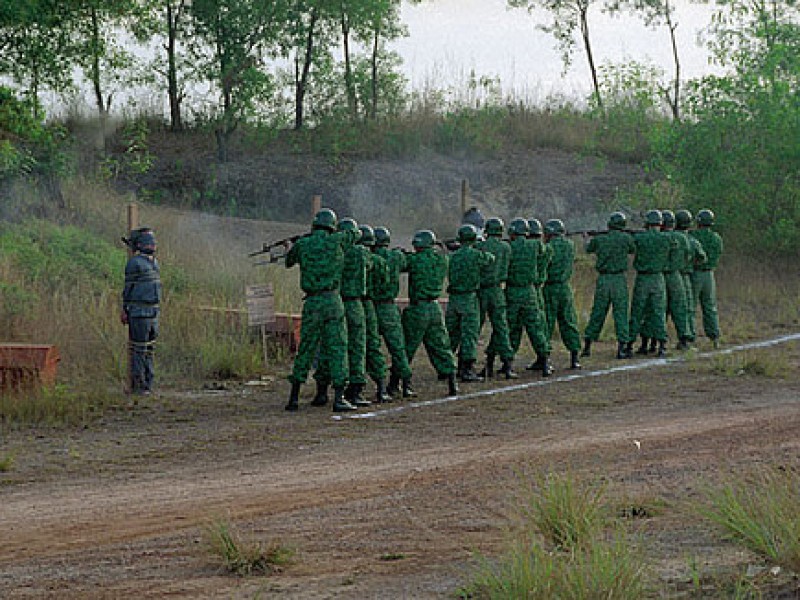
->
<box><xmin>0</xmin><ymin>344</ymin><xmax>60</xmax><ymax>391</ymax></box>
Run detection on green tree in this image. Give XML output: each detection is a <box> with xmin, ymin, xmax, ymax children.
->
<box><xmin>508</xmin><ymin>0</ymin><xmax>604</xmax><ymax>107</ymax></box>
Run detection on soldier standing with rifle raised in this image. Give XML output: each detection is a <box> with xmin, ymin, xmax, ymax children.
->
<box><xmin>360</xmin><ymin>224</ymin><xmax>392</xmax><ymax>403</ymax></box>
<box><xmin>525</xmin><ymin>218</ymin><xmax>553</xmax><ymax>371</ymax></box>
<box><xmin>661</xmin><ymin>210</ymin><xmax>693</xmax><ymax>350</ymax></box>
<box><xmin>690</xmin><ymin>209</ymin><xmax>723</xmax><ymax>348</ymax></box>
<box><xmin>543</xmin><ymin>219</ymin><xmax>582</xmax><ymax>370</ymax></box>
<box><xmin>581</xmin><ymin>212</ymin><xmax>636</xmax><ymax>360</ymax></box>
<box><xmin>674</xmin><ymin>209</ymin><xmax>707</xmax><ymax>346</ymax></box>
<box><xmin>284</xmin><ymin>208</ymin><xmax>359</xmax><ymax>413</ymax></box>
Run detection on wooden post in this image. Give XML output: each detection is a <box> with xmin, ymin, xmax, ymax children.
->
<box><xmin>125</xmin><ymin>202</ymin><xmax>139</xmax><ymax>394</ymax></box>
<box><xmin>460</xmin><ymin>179</ymin><xmax>469</xmax><ymax>219</ymax></box>
<box><xmin>312</xmin><ymin>194</ymin><xmax>322</xmax><ymax>218</ymax></box>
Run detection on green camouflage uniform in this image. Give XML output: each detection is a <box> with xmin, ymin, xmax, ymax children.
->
<box><xmin>628</xmin><ymin>230</ymin><xmax>674</xmax><ymax>343</ymax></box>
<box><xmin>402</xmin><ymin>248</ymin><xmax>457</xmax><ymax>376</ymax></box>
<box><xmin>373</xmin><ymin>246</ymin><xmax>412</xmax><ymax>380</ymax></box>
<box><xmin>446</xmin><ymin>243</ymin><xmax>495</xmax><ymax>362</ymax></box>
<box><xmin>476</xmin><ymin>235</ymin><xmax>514</xmax><ymax>362</ymax></box>
<box><xmin>506</xmin><ymin>237</ymin><xmax>551</xmax><ymax>356</ymax></box>
<box><xmin>663</xmin><ymin>229</ymin><xmax>692</xmax><ymax>341</ymax></box>
<box><xmin>690</xmin><ymin>228</ymin><xmax>723</xmax><ymax>341</ymax></box>
<box><xmin>544</xmin><ymin>236</ymin><xmax>582</xmax><ymax>352</ymax></box>
<box><xmin>364</xmin><ymin>251</ymin><xmax>389</xmax><ymax>383</ymax></box>
<box><xmin>534</xmin><ymin>239</ymin><xmax>552</xmax><ymax>314</ymax></box>
<box><xmin>336</xmin><ymin>243</ymin><xmax>372</xmax><ymax>386</ymax></box>
<box><xmin>583</xmin><ymin>230</ymin><xmax>635</xmax><ymax>343</ymax></box>
<box><xmin>676</xmin><ymin>231</ymin><xmax>707</xmax><ymax>341</ymax></box>
<box><xmin>286</xmin><ymin>229</ymin><xmax>356</xmax><ymax>387</ymax></box>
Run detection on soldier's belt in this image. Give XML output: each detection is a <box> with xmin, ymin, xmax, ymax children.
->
<box><xmin>697</xmin><ymin>267</ymin><xmax>715</xmax><ymax>271</ymax></box>
<box><xmin>636</xmin><ymin>271</ymin><xmax>663</xmax><ymax>275</ymax></box>
<box><xmin>506</xmin><ymin>283</ymin><xmax>532</xmax><ymax>288</ymax></box>
<box><xmin>410</xmin><ymin>297</ymin><xmax>437</xmax><ymax>305</ymax></box>
<box><xmin>448</xmin><ymin>290</ymin><xmax>477</xmax><ymax>296</ymax></box>
<box><xmin>304</xmin><ymin>289</ymin><xmax>337</xmax><ymax>297</ymax></box>
<box><xmin>480</xmin><ymin>283</ymin><xmax>502</xmax><ymax>289</ymax></box>
<box><xmin>598</xmin><ymin>270</ymin><xmax>625</xmax><ymax>275</ymax></box>
<box><xmin>375</xmin><ymin>299</ymin><xmax>395</xmax><ymax>304</ymax></box>
<box><xmin>342</xmin><ymin>295</ymin><xmax>367</xmax><ymax>302</ymax></box>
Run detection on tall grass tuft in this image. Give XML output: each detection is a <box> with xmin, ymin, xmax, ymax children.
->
<box><xmin>463</xmin><ymin>472</ymin><xmax>646</xmax><ymax>599</ymax></box>
<box><xmin>203</xmin><ymin>518</ymin><xmax>294</xmax><ymax>576</ymax></box>
<box><xmin>698</xmin><ymin>467</ymin><xmax>800</xmax><ymax>573</ymax></box>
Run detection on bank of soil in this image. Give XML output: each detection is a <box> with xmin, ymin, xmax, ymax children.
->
<box><xmin>1</xmin><ymin>338</ymin><xmax>799</xmax><ymax>598</ymax></box>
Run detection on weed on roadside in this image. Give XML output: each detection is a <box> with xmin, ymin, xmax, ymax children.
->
<box><xmin>204</xmin><ymin>517</ymin><xmax>294</xmax><ymax>576</ymax></box>
<box><xmin>0</xmin><ymin>385</ymin><xmax>119</xmax><ymax>428</ymax></box>
<box><xmin>0</xmin><ymin>452</ymin><xmax>15</xmax><ymax>472</ymax></box>
<box><xmin>693</xmin><ymin>350</ymin><xmax>791</xmax><ymax>379</ymax></box>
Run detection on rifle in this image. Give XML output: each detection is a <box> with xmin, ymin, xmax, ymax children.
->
<box><xmin>249</xmin><ymin>233</ymin><xmax>308</xmax><ymax>261</ymax></box>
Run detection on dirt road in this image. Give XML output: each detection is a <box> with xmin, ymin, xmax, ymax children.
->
<box><xmin>1</xmin><ymin>338</ymin><xmax>799</xmax><ymax>598</ymax></box>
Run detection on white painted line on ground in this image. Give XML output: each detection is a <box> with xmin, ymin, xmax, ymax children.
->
<box><xmin>332</xmin><ymin>332</ymin><xmax>800</xmax><ymax>421</ymax></box>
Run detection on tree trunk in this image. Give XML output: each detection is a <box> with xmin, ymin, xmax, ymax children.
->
<box><xmin>664</xmin><ymin>0</ymin><xmax>681</xmax><ymax>120</ymax></box>
<box><xmin>341</xmin><ymin>14</ymin><xmax>357</xmax><ymax>119</ymax></box>
<box><xmin>294</xmin><ymin>8</ymin><xmax>318</xmax><ymax>130</ymax></box>
<box><xmin>166</xmin><ymin>1</ymin><xmax>183</xmax><ymax>131</ymax></box>
<box><xmin>370</xmin><ymin>26</ymin><xmax>379</xmax><ymax>120</ymax></box>
<box><xmin>580</xmin><ymin>6</ymin><xmax>602</xmax><ymax>108</ymax></box>
<box><xmin>90</xmin><ymin>7</ymin><xmax>110</xmax><ymax>149</ymax></box>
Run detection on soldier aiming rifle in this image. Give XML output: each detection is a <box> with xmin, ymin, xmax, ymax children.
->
<box><xmin>249</xmin><ymin>233</ymin><xmax>309</xmax><ymax>262</ymax></box>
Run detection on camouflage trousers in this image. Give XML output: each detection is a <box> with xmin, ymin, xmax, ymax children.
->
<box><xmin>291</xmin><ymin>292</ymin><xmax>348</xmax><ymax>388</ymax></box>
<box><xmin>583</xmin><ymin>272</ymin><xmax>630</xmax><ymax>343</ymax></box>
<box><xmin>402</xmin><ymin>300</ymin><xmax>456</xmax><ymax>376</ymax></box>
<box><xmin>375</xmin><ymin>301</ymin><xmax>412</xmax><ymax>380</ymax></box>
<box><xmin>628</xmin><ymin>273</ymin><xmax>667</xmax><ymax>343</ymax></box>
<box><xmin>691</xmin><ymin>269</ymin><xmax>720</xmax><ymax>341</ymax></box>
<box><xmin>682</xmin><ymin>272</ymin><xmax>696</xmax><ymax>341</ymax></box>
<box><xmin>479</xmin><ymin>286</ymin><xmax>514</xmax><ymax>361</ymax></box>
<box><xmin>665</xmin><ymin>271</ymin><xmax>690</xmax><ymax>340</ymax></box>
<box><xmin>543</xmin><ymin>281</ymin><xmax>582</xmax><ymax>352</ymax></box>
<box><xmin>445</xmin><ymin>292</ymin><xmax>481</xmax><ymax>362</ymax></box>
<box><xmin>506</xmin><ymin>285</ymin><xmax>551</xmax><ymax>356</ymax></box>
<box><xmin>364</xmin><ymin>299</ymin><xmax>387</xmax><ymax>382</ymax></box>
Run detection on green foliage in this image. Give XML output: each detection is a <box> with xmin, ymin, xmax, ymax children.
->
<box><xmin>699</xmin><ymin>467</ymin><xmax>800</xmax><ymax>573</ymax></box>
<box><xmin>204</xmin><ymin>517</ymin><xmax>294</xmax><ymax>576</ymax></box>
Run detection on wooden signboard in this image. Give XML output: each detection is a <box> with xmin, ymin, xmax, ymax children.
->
<box><xmin>246</xmin><ymin>283</ymin><xmax>276</xmax><ymax>327</ymax></box>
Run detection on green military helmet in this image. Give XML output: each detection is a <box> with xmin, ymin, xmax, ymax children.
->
<box><xmin>374</xmin><ymin>226</ymin><xmax>391</xmax><ymax>247</ymax></box>
<box><xmin>544</xmin><ymin>219</ymin><xmax>565</xmax><ymax>235</ymax></box>
<box><xmin>484</xmin><ymin>217</ymin><xmax>504</xmax><ymax>236</ymax></box>
<box><xmin>457</xmin><ymin>223</ymin><xmax>478</xmax><ymax>243</ymax></box>
<box><xmin>645</xmin><ymin>209</ymin><xmax>663</xmax><ymax>226</ymax></box>
<box><xmin>527</xmin><ymin>219</ymin><xmax>543</xmax><ymax>236</ymax></box>
<box><xmin>358</xmin><ymin>224</ymin><xmax>376</xmax><ymax>246</ymax></box>
<box><xmin>608</xmin><ymin>211</ymin><xmax>627</xmax><ymax>230</ymax></box>
<box><xmin>509</xmin><ymin>218</ymin><xmax>529</xmax><ymax>237</ymax></box>
<box><xmin>675</xmin><ymin>209</ymin><xmax>693</xmax><ymax>230</ymax></box>
<box><xmin>412</xmin><ymin>229</ymin><xmax>436</xmax><ymax>249</ymax></box>
<box><xmin>697</xmin><ymin>209</ymin><xmax>715</xmax><ymax>226</ymax></box>
<box><xmin>313</xmin><ymin>208</ymin><xmax>338</xmax><ymax>231</ymax></box>
<box><xmin>338</xmin><ymin>217</ymin><xmax>358</xmax><ymax>232</ymax></box>
<box><xmin>662</xmin><ymin>209</ymin><xmax>676</xmax><ymax>228</ymax></box>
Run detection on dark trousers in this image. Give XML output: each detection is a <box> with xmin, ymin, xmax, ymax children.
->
<box><xmin>129</xmin><ymin>317</ymin><xmax>158</xmax><ymax>393</ymax></box>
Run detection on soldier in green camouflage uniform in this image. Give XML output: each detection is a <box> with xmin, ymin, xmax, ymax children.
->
<box><xmin>581</xmin><ymin>211</ymin><xmax>635</xmax><ymax>360</ymax></box>
<box><xmin>543</xmin><ymin>219</ymin><xmax>582</xmax><ymax>369</ymax></box>
<box><xmin>372</xmin><ymin>226</ymin><xmax>416</xmax><ymax>399</ymax></box>
<box><xmin>506</xmin><ymin>218</ymin><xmax>553</xmax><ymax>377</ymax></box>
<box><xmin>674</xmin><ymin>210</ymin><xmax>707</xmax><ymax>345</ymax></box>
<box><xmin>627</xmin><ymin>210</ymin><xmax>675</xmax><ymax>358</ymax></box>
<box><xmin>525</xmin><ymin>218</ymin><xmax>553</xmax><ymax>371</ymax></box>
<box><xmin>690</xmin><ymin>209</ymin><xmax>723</xmax><ymax>347</ymax></box>
<box><xmin>660</xmin><ymin>210</ymin><xmax>694</xmax><ymax>350</ymax></box>
<box><xmin>402</xmin><ymin>230</ymin><xmax>459</xmax><ymax>397</ymax></box>
<box><xmin>446</xmin><ymin>224</ymin><xmax>495</xmax><ymax>382</ymax></box>
<box><xmin>475</xmin><ymin>217</ymin><xmax>517</xmax><ymax>379</ymax></box>
<box><xmin>360</xmin><ymin>224</ymin><xmax>393</xmax><ymax>403</ymax></box>
<box><xmin>285</xmin><ymin>209</ymin><xmax>359</xmax><ymax>413</ymax></box>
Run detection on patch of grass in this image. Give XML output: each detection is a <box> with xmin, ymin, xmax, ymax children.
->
<box><xmin>0</xmin><ymin>385</ymin><xmax>118</xmax><ymax>428</ymax></box>
<box><xmin>519</xmin><ymin>471</ymin><xmax>607</xmax><ymax>551</ymax></box>
<box><xmin>204</xmin><ymin>517</ymin><xmax>294</xmax><ymax>577</ymax></box>
<box><xmin>0</xmin><ymin>452</ymin><xmax>15</xmax><ymax>472</ymax></box>
<box><xmin>697</xmin><ymin>350</ymin><xmax>790</xmax><ymax>379</ymax></box>
<box><xmin>698</xmin><ymin>467</ymin><xmax>800</xmax><ymax>573</ymax></box>
<box><xmin>380</xmin><ymin>552</ymin><xmax>406</xmax><ymax>561</ymax></box>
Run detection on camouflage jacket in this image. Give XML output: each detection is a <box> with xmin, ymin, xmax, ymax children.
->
<box><xmin>546</xmin><ymin>236</ymin><xmax>575</xmax><ymax>283</ymax></box>
<box><xmin>690</xmin><ymin>228</ymin><xmax>723</xmax><ymax>270</ymax></box>
<box><xmin>285</xmin><ymin>229</ymin><xmax>357</xmax><ymax>294</ymax></box>
<box><xmin>372</xmin><ymin>246</ymin><xmax>408</xmax><ymax>302</ymax></box>
<box><xmin>448</xmin><ymin>243</ymin><xmax>495</xmax><ymax>294</ymax></box>
<box><xmin>407</xmin><ymin>248</ymin><xmax>448</xmax><ymax>302</ymax></box>
<box><xmin>632</xmin><ymin>229</ymin><xmax>675</xmax><ymax>274</ymax></box>
<box><xmin>586</xmin><ymin>230</ymin><xmax>634</xmax><ymax>274</ymax></box>
<box><xmin>476</xmin><ymin>236</ymin><xmax>510</xmax><ymax>287</ymax></box>
<box><xmin>507</xmin><ymin>237</ymin><xmax>539</xmax><ymax>287</ymax></box>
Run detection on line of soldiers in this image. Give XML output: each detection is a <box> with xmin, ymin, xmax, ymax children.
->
<box><xmin>282</xmin><ymin>206</ymin><xmax>722</xmax><ymax>413</ymax></box>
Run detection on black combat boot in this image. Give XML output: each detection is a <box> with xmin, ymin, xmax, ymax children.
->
<box><xmin>349</xmin><ymin>383</ymin><xmax>371</xmax><ymax>407</ymax></box>
<box><xmin>386</xmin><ymin>372</ymin><xmax>401</xmax><ymax>397</ymax></box>
<box><xmin>526</xmin><ymin>354</ymin><xmax>545</xmax><ymax>371</ymax></box>
<box><xmin>498</xmin><ymin>359</ymin><xmax>519</xmax><ymax>380</ymax></box>
<box><xmin>460</xmin><ymin>360</ymin><xmax>484</xmax><ymax>383</ymax></box>
<box><xmin>447</xmin><ymin>373</ymin><xmax>459</xmax><ymax>396</ymax></box>
<box><xmin>616</xmin><ymin>341</ymin><xmax>629</xmax><ymax>359</ymax></box>
<box><xmin>625</xmin><ymin>341</ymin><xmax>634</xmax><ymax>357</ymax></box>
<box><xmin>580</xmin><ymin>339</ymin><xmax>592</xmax><ymax>358</ymax></box>
<box><xmin>478</xmin><ymin>353</ymin><xmax>495</xmax><ymax>379</ymax></box>
<box><xmin>375</xmin><ymin>380</ymin><xmax>392</xmax><ymax>403</ymax></box>
<box><xmin>676</xmin><ymin>337</ymin><xmax>690</xmax><ymax>351</ymax></box>
<box><xmin>657</xmin><ymin>340</ymin><xmax>667</xmax><ymax>358</ymax></box>
<box><xmin>285</xmin><ymin>381</ymin><xmax>301</xmax><ymax>411</ymax></box>
<box><xmin>332</xmin><ymin>386</ymin><xmax>357</xmax><ymax>412</ymax></box>
<box><xmin>570</xmin><ymin>350</ymin><xmax>581</xmax><ymax>370</ymax></box>
<box><xmin>541</xmin><ymin>355</ymin><xmax>553</xmax><ymax>377</ymax></box>
<box><xmin>636</xmin><ymin>336</ymin><xmax>649</xmax><ymax>355</ymax></box>
<box><xmin>402</xmin><ymin>377</ymin><xmax>417</xmax><ymax>398</ymax></box>
<box><xmin>310</xmin><ymin>381</ymin><xmax>329</xmax><ymax>406</ymax></box>
<box><xmin>649</xmin><ymin>338</ymin><xmax>658</xmax><ymax>354</ymax></box>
